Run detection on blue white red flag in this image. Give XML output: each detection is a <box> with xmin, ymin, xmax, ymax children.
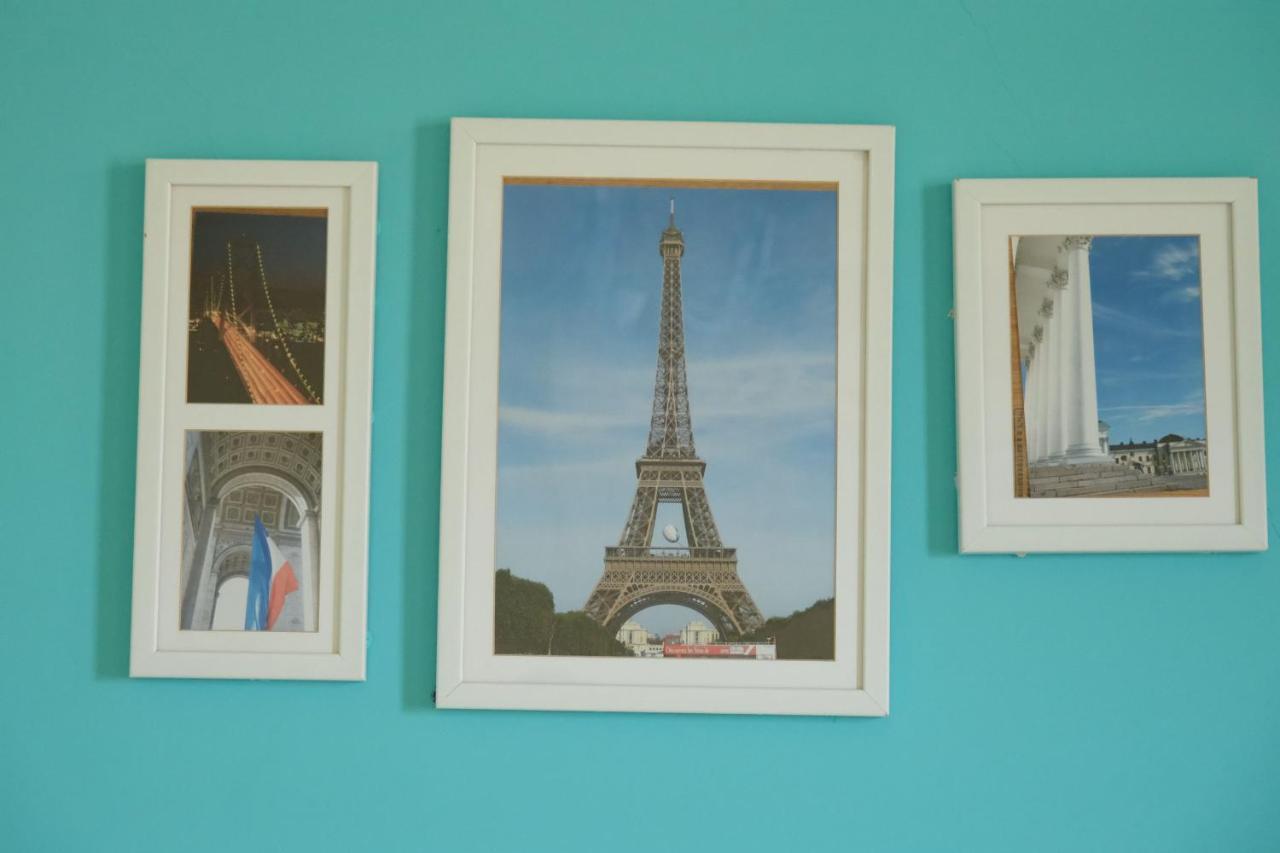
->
<box><xmin>245</xmin><ymin>515</ymin><xmax>302</xmax><ymax>631</ymax></box>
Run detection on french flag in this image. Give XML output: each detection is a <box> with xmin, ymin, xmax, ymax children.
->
<box><xmin>245</xmin><ymin>515</ymin><xmax>301</xmax><ymax>631</ymax></box>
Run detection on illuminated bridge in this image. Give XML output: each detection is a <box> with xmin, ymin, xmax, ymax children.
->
<box><xmin>203</xmin><ymin>237</ymin><xmax>320</xmax><ymax>406</ymax></box>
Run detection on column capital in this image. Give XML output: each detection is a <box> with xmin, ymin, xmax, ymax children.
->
<box><xmin>1038</xmin><ymin>297</ymin><xmax>1054</xmax><ymax>318</ymax></box>
<box><xmin>1047</xmin><ymin>267</ymin><xmax>1068</xmax><ymax>290</ymax></box>
<box><xmin>1061</xmin><ymin>235</ymin><xmax>1093</xmax><ymax>252</ymax></box>
<box><xmin>1032</xmin><ymin>324</ymin><xmax>1044</xmax><ymax>343</ymax></box>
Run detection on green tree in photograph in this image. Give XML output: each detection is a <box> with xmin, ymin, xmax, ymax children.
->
<box><xmin>493</xmin><ymin>568</ymin><xmax>554</xmax><ymax>654</ymax></box>
<box><xmin>746</xmin><ymin>598</ymin><xmax>834</xmax><ymax>660</ymax></box>
<box><xmin>494</xmin><ymin>569</ymin><xmax>630</xmax><ymax>657</ymax></box>
<box><xmin>548</xmin><ymin>611</ymin><xmax>630</xmax><ymax>657</ymax></box>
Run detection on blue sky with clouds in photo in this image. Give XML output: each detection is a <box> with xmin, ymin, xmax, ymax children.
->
<box><xmin>494</xmin><ymin>184</ymin><xmax>837</xmax><ymax>634</ymax></box>
<box><xmin>1089</xmin><ymin>236</ymin><xmax>1207</xmax><ymax>445</ymax></box>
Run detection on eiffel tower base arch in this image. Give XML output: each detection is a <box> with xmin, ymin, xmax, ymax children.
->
<box><xmin>585</xmin><ymin>549</ymin><xmax>765</xmax><ymax>640</ymax></box>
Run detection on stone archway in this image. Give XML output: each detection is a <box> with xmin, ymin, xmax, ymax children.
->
<box><xmin>605</xmin><ymin>589</ymin><xmax>743</xmax><ymax>641</ymax></box>
<box><xmin>191</xmin><ymin>472</ymin><xmax>318</xmax><ymax>632</ymax></box>
<box><xmin>209</xmin><ymin>547</ymin><xmax>251</xmax><ymax>628</ymax></box>
<box><xmin>181</xmin><ymin>431</ymin><xmax>323</xmax><ymax>632</ymax></box>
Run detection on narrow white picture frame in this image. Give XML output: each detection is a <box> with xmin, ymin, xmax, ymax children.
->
<box><xmin>130</xmin><ymin>159</ymin><xmax>377</xmax><ymax>679</ymax></box>
<box><xmin>953</xmin><ymin>178</ymin><xmax>1266</xmax><ymax>554</ymax></box>
<box><xmin>435</xmin><ymin>118</ymin><xmax>894</xmax><ymax>716</ymax></box>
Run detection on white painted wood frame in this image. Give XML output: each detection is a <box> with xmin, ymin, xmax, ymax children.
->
<box><xmin>953</xmin><ymin>178</ymin><xmax>1266</xmax><ymax>553</ymax></box>
<box><xmin>130</xmin><ymin>159</ymin><xmax>377</xmax><ymax>679</ymax></box>
<box><xmin>436</xmin><ymin>118</ymin><xmax>894</xmax><ymax>716</ymax></box>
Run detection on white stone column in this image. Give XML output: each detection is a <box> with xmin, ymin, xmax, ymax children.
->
<box><xmin>300</xmin><ymin>507</ymin><xmax>320</xmax><ymax>632</ymax></box>
<box><xmin>1024</xmin><ymin>355</ymin><xmax>1038</xmax><ymax>463</ymax></box>
<box><xmin>190</xmin><ymin>504</ymin><xmax>223</xmax><ymax>630</ymax></box>
<box><xmin>1041</xmin><ymin>293</ymin><xmax>1066</xmax><ymax>463</ymax></box>
<box><xmin>1029</xmin><ymin>310</ymin><xmax>1045</xmax><ymax>463</ymax></box>
<box><xmin>1057</xmin><ymin>237</ymin><xmax>1110</xmax><ymax>464</ymax></box>
<box><xmin>1025</xmin><ymin>324</ymin><xmax>1044</xmax><ymax>463</ymax></box>
<box><xmin>1028</xmin><ymin>311</ymin><xmax>1041</xmax><ymax>463</ymax></box>
<box><xmin>1040</xmin><ymin>312</ymin><xmax>1056</xmax><ymax>462</ymax></box>
<box><xmin>181</xmin><ymin>501</ymin><xmax>216</xmax><ymax>628</ymax></box>
<box><xmin>1023</xmin><ymin>351</ymin><xmax>1037</xmax><ymax>464</ymax></box>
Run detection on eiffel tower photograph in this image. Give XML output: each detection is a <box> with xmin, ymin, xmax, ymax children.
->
<box><xmin>493</xmin><ymin>181</ymin><xmax>838</xmax><ymax>661</ymax></box>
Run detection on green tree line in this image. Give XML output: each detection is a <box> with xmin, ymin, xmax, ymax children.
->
<box><xmin>495</xmin><ymin>568</ymin><xmax>834</xmax><ymax>660</ymax></box>
<box><xmin>745</xmin><ymin>598</ymin><xmax>835</xmax><ymax>660</ymax></box>
<box><xmin>494</xmin><ymin>569</ymin><xmax>630</xmax><ymax>657</ymax></box>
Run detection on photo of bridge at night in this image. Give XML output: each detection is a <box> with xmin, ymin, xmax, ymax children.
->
<box><xmin>187</xmin><ymin>208</ymin><xmax>327</xmax><ymax>405</ymax></box>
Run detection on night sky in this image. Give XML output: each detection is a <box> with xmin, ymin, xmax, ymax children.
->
<box><xmin>189</xmin><ymin>209</ymin><xmax>327</xmax><ymax>320</ymax></box>
<box><xmin>186</xmin><ymin>209</ymin><xmax>328</xmax><ymax>404</ymax></box>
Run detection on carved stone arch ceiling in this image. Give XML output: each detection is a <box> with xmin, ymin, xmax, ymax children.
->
<box><xmin>219</xmin><ymin>484</ymin><xmax>299</xmax><ymax>530</ymax></box>
<box><xmin>213</xmin><ymin>547</ymin><xmax>252</xmax><ymax>586</ymax></box>
<box><xmin>202</xmin><ymin>431</ymin><xmax>322</xmax><ymax>509</ymax></box>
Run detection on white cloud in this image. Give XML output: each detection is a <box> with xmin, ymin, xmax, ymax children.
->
<box><xmin>1135</xmin><ymin>401</ymin><xmax>1204</xmax><ymax>422</ymax></box>
<box><xmin>1137</xmin><ymin>241</ymin><xmax>1200</xmax><ymax>282</ymax></box>
<box><xmin>500</xmin><ymin>350</ymin><xmax>835</xmax><ymax>439</ymax></box>
<box><xmin>1099</xmin><ymin>366</ymin><xmax>1203</xmax><ymax>385</ymax></box>
<box><xmin>495</xmin><ymin>349</ymin><xmax>838</xmax><ymax>618</ymax></box>
<box><xmin>1099</xmin><ymin>389</ymin><xmax>1205</xmax><ymax>423</ymax></box>
<box><xmin>689</xmin><ymin>352</ymin><xmax>834</xmax><ymax>429</ymax></box>
<box><xmin>495</xmin><ymin>447</ymin><xmax>837</xmax><ymax>617</ymax></box>
<box><xmin>1160</xmin><ymin>284</ymin><xmax>1201</xmax><ymax>304</ymax></box>
<box><xmin>1092</xmin><ymin>301</ymin><xmax>1201</xmax><ymax>339</ymax></box>
<box><xmin>499</xmin><ymin>405</ymin><xmax>634</xmax><ymax>434</ymax></box>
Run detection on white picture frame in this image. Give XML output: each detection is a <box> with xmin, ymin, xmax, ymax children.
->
<box><xmin>130</xmin><ymin>159</ymin><xmax>377</xmax><ymax>679</ymax></box>
<box><xmin>435</xmin><ymin>118</ymin><xmax>894</xmax><ymax>716</ymax></box>
<box><xmin>953</xmin><ymin>178</ymin><xmax>1266</xmax><ymax>554</ymax></box>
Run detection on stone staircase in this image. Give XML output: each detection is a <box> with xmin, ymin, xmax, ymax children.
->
<box><xmin>1029</xmin><ymin>462</ymin><xmax>1159</xmax><ymax>497</ymax></box>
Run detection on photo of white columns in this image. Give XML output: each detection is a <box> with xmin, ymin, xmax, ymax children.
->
<box><xmin>1057</xmin><ymin>237</ymin><xmax>1110</xmax><ymax>463</ymax></box>
<box><xmin>1013</xmin><ymin>236</ymin><xmax>1109</xmax><ymax>470</ymax></box>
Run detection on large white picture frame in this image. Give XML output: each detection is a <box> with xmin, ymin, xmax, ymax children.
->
<box><xmin>130</xmin><ymin>159</ymin><xmax>377</xmax><ymax>679</ymax></box>
<box><xmin>435</xmin><ymin>118</ymin><xmax>894</xmax><ymax>716</ymax></box>
<box><xmin>953</xmin><ymin>178</ymin><xmax>1266</xmax><ymax>553</ymax></box>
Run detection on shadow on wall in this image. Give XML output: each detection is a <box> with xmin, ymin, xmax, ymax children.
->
<box><xmin>96</xmin><ymin>162</ymin><xmax>145</xmax><ymax>679</ymax></box>
<box><xmin>923</xmin><ymin>182</ymin><xmax>956</xmax><ymax>555</ymax></box>
<box><xmin>402</xmin><ymin>121</ymin><xmax>451</xmax><ymax>710</ymax></box>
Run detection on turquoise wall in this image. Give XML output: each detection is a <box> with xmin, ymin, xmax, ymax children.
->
<box><xmin>2</xmin><ymin>1</ymin><xmax>1277</xmax><ymax>850</ymax></box>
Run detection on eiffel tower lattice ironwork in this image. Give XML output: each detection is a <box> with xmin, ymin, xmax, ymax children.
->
<box><xmin>583</xmin><ymin>203</ymin><xmax>765</xmax><ymax>639</ymax></box>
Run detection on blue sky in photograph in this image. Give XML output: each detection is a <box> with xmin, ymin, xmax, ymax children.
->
<box><xmin>1089</xmin><ymin>236</ymin><xmax>1207</xmax><ymax>445</ymax></box>
<box><xmin>495</xmin><ymin>184</ymin><xmax>837</xmax><ymax>635</ymax></box>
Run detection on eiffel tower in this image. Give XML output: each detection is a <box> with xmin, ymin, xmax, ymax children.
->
<box><xmin>584</xmin><ymin>202</ymin><xmax>765</xmax><ymax>639</ymax></box>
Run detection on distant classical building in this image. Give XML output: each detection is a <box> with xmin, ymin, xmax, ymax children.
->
<box><xmin>1110</xmin><ymin>434</ymin><xmax>1207</xmax><ymax>477</ymax></box>
<box><xmin>616</xmin><ymin>620</ymin><xmax>649</xmax><ymax>648</ymax></box>
<box><xmin>1109</xmin><ymin>440</ymin><xmax>1157</xmax><ymax>474</ymax></box>
<box><xmin>679</xmin><ymin>620</ymin><xmax>720</xmax><ymax>645</ymax></box>
<box><xmin>615</xmin><ymin>621</ymin><xmax>664</xmax><ymax>657</ymax></box>
<box><xmin>1153</xmin><ymin>434</ymin><xmax>1208</xmax><ymax>476</ymax></box>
